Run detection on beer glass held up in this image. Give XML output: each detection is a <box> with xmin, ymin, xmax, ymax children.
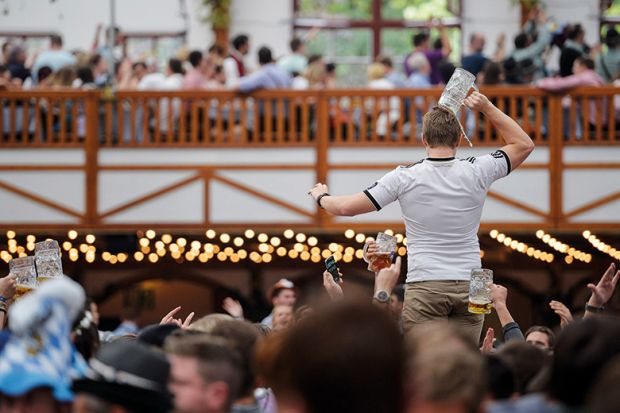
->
<box><xmin>34</xmin><ymin>240</ymin><xmax>63</xmax><ymax>282</ymax></box>
<box><xmin>468</xmin><ymin>268</ymin><xmax>493</xmax><ymax>314</ymax></box>
<box><xmin>367</xmin><ymin>232</ymin><xmax>397</xmax><ymax>272</ymax></box>
<box><xmin>10</xmin><ymin>256</ymin><xmax>37</xmax><ymax>299</ymax></box>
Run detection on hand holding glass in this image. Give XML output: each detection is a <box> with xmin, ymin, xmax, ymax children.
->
<box><xmin>468</xmin><ymin>268</ymin><xmax>493</xmax><ymax>314</ymax></box>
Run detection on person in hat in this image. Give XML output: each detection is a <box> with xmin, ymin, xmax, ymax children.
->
<box><xmin>72</xmin><ymin>340</ymin><xmax>174</xmax><ymax>413</ymax></box>
<box><xmin>261</xmin><ymin>278</ymin><xmax>297</xmax><ymax>328</ymax></box>
<box><xmin>0</xmin><ymin>276</ymin><xmax>87</xmax><ymax>411</ymax></box>
<box><xmin>309</xmin><ymin>91</ymin><xmax>534</xmax><ymax>345</ymax></box>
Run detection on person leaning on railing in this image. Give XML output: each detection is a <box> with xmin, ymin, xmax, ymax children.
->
<box><xmin>308</xmin><ymin>91</ymin><xmax>535</xmax><ymax>345</ymax></box>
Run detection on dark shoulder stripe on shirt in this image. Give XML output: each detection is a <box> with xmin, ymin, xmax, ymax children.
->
<box><xmin>400</xmin><ymin>159</ymin><xmax>424</xmax><ymax>168</ymax></box>
<box><xmin>363</xmin><ymin>189</ymin><xmax>382</xmax><ymax>211</ymax></box>
<box><xmin>493</xmin><ymin>149</ymin><xmax>512</xmax><ymax>174</ymax></box>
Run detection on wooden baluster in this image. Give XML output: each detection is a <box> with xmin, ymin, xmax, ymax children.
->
<box><xmin>58</xmin><ymin>99</ymin><xmax>67</xmax><ymax>146</ymax></box>
<box><xmin>301</xmin><ymin>99</ymin><xmax>309</xmax><ymax>143</ymax></box>
<box><xmin>154</xmin><ymin>98</ymin><xmax>161</xmax><ymax>144</ymax></box>
<box><xmin>265</xmin><ymin>98</ymin><xmax>273</xmax><ymax>143</ymax></box>
<box><xmin>568</xmin><ymin>97</ymin><xmax>576</xmax><ymax>143</ymax></box>
<box><xmin>595</xmin><ymin>97</ymin><xmax>603</xmax><ymax>142</ymax></box>
<box><xmin>129</xmin><ymin>97</ymin><xmax>137</xmax><ymax>145</ymax></box>
<box><xmin>360</xmin><ymin>96</ymin><xmax>367</xmax><ymax>142</ymax></box>
<box><xmin>9</xmin><ymin>99</ymin><xmax>17</xmax><ymax>144</ymax></box>
<box><xmin>34</xmin><ymin>98</ymin><xmax>42</xmax><ymax>144</ymax></box>
<box><xmin>581</xmin><ymin>96</ymin><xmax>589</xmax><ymax>142</ymax></box>
<box><xmin>396</xmin><ymin>96</ymin><xmax>404</xmax><ymax>143</ymax></box>
<box><xmin>191</xmin><ymin>100</ymin><xmax>199</xmax><ymax>144</ymax></box>
<box><xmin>215</xmin><ymin>98</ymin><xmax>223</xmax><ymax>144</ymax></box>
<box><xmin>21</xmin><ymin>98</ymin><xmax>30</xmax><ymax>143</ymax></box>
<box><xmin>116</xmin><ymin>96</ymin><xmax>124</xmax><ymax>145</ymax></box>
<box><xmin>167</xmin><ymin>97</ymin><xmax>174</xmax><ymax>144</ymax></box>
<box><xmin>334</xmin><ymin>98</ymin><xmax>342</xmax><ymax>143</ymax></box>
<box><xmin>141</xmin><ymin>97</ymin><xmax>150</xmax><ymax>145</ymax></box>
<box><xmin>534</xmin><ymin>97</ymin><xmax>542</xmax><ymax>143</ymax></box>
<box><xmin>45</xmin><ymin>98</ymin><xmax>54</xmax><ymax>145</ymax></box>
<box><xmin>408</xmin><ymin>96</ymin><xmax>415</xmax><ymax>142</ymax></box>
<box><xmin>347</xmin><ymin>95</ymin><xmax>355</xmax><ymax>144</ymax></box>
<box><xmin>201</xmin><ymin>99</ymin><xmax>210</xmax><ymax>144</ymax></box>
<box><xmin>522</xmin><ymin>95</ymin><xmax>531</xmax><ymax>136</ymax></box>
<box><xmin>288</xmin><ymin>96</ymin><xmax>296</xmax><ymax>143</ymax></box>
<box><xmin>608</xmin><ymin>93</ymin><xmax>616</xmax><ymax>142</ymax></box>
<box><xmin>252</xmin><ymin>99</ymin><xmax>259</xmax><ymax>143</ymax></box>
<box><xmin>178</xmin><ymin>97</ymin><xmax>187</xmax><ymax>144</ymax></box>
<box><xmin>276</xmin><ymin>98</ymin><xmax>284</xmax><ymax>143</ymax></box>
<box><xmin>239</xmin><ymin>98</ymin><xmax>247</xmax><ymax>144</ymax></box>
<box><xmin>371</xmin><ymin>97</ymin><xmax>379</xmax><ymax>143</ymax></box>
<box><xmin>104</xmin><ymin>100</ymin><xmax>113</xmax><ymax>146</ymax></box>
<box><xmin>384</xmin><ymin>97</ymin><xmax>392</xmax><ymax>143</ymax></box>
<box><xmin>228</xmin><ymin>97</ymin><xmax>236</xmax><ymax>144</ymax></box>
<box><xmin>71</xmin><ymin>98</ymin><xmax>78</xmax><ymax>144</ymax></box>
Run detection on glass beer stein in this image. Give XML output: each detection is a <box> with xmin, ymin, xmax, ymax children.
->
<box><xmin>366</xmin><ymin>232</ymin><xmax>397</xmax><ymax>272</ymax></box>
<box><xmin>34</xmin><ymin>240</ymin><xmax>63</xmax><ymax>282</ymax></box>
<box><xmin>9</xmin><ymin>256</ymin><xmax>38</xmax><ymax>299</ymax></box>
<box><xmin>468</xmin><ymin>268</ymin><xmax>493</xmax><ymax>314</ymax></box>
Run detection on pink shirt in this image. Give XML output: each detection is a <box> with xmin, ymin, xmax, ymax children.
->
<box><xmin>537</xmin><ymin>70</ymin><xmax>606</xmax><ymax>125</ymax></box>
<box><xmin>182</xmin><ymin>69</ymin><xmax>206</xmax><ymax>90</ymax></box>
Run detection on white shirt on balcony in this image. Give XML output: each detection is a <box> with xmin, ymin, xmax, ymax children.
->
<box><xmin>138</xmin><ymin>73</ymin><xmax>184</xmax><ymax>133</ymax></box>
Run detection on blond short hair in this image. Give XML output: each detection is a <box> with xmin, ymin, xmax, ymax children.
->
<box><xmin>422</xmin><ymin>106</ymin><xmax>462</xmax><ymax>148</ymax></box>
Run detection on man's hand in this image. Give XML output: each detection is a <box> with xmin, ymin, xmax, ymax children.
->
<box><xmin>160</xmin><ymin>306</ymin><xmax>195</xmax><ymax>329</ymax></box>
<box><xmin>0</xmin><ymin>274</ymin><xmax>16</xmax><ymax>301</ymax></box>
<box><xmin>549</xmin><ymin>300</ymin><xmax>573</xmax><ymax>328</ymax></box>
<box><xmin>222</xmin><ymin>298</ymin><xmax>244</xmax><ymax>319</ymax></box>
<box><xmin>587</xmin><ymin>263</ymin><xmax>619</xmax><ymax>308</ymax></box>
<box><xmin>375</xmin><ymin>256</ymin><xmax>402</xmax><ymax>295</ymax></box>
<box><xmin>490</xmin><ymin>283</ymin><xmax>508</xmax><ymax>309</ymax></box>
<box><xmin>308</xmin><ymin>183</ymin><xmax>329</xmax><ymax>203</ymax></box>
<box><xmin>363</xmin><ymin>239</ymin><xmax>378</xmax><ymax>263</ymax></box>
<box><xmin>463</xmin><ymin>91</ymin><xmax>493</xmax><ymax>114</ymax></box>
<box><xmin>480</xmin><ymin>327</ymin><xmax>495</xmax><ymax>353</ymax></box>
<box><xmin>323</xmin><ymin>270</ymin><xmax>344</xmax><ymax>301</ymax></box>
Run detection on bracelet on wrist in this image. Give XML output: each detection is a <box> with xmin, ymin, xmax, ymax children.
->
<box><xmin>585</xmin><ymin>303</ymin><xmax>605</xmax><ymax>313</ymax></box>
<box><xmin>0</xmin><ymin>296</ymin><xmax>7</xmax><ymax>303</ymax></box>
<box><xmin>316</xmin><ymin>193</ymin><xmax>330</xmax><ymax>208</ymax></box>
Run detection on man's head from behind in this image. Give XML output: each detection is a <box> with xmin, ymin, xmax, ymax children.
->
<box><xmin>259</xmin><ymin>302</ymin><xmax>404</xmax><ymax>413</ymax></box>
<box><xmin>548</xmin><ymin>318</ymin><xmax>620</xmax><ymax>408</ymax></box>
<box><xmin>50</xmin><ymin>34</ymin><xmax>63</xmax><ymax>49</ymax></box>
<box><xmin>422</xmin><ymin>106</ymin><xmax>463</xmax><ymax>149</ymax></box>
<box><xmin>165</xmin><ymin>335</ymin><xmax>242</xmax><ymax>413</ymax></box>
<box><xmin>405</xmin><ymin>322</ymin><xmax>484</xmax><ymax>413</ymax></box>
<box><xmin>258</xmin><ymin>46</ymin><xmax>273</xmax><ymax>66</ymax></box>
<box><xmin>413</xmin><ymin>32</ymin><xmax>429</xmax><ymax>49</ymax></box>
<box><xmin>470</xmin><ymin>33</ymin><xmax>485</xmax><ymax>53</ymax></box>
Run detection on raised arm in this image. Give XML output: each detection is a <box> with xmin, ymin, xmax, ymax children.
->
<box><xmin>464</xmin><ymin>92</ymin><xmax>534</xmax><ymax>170</ymax></box>
<box><xmin>308</xmin><ymin>183</ymin><xmax>376</xmax><ymax>216</ymax></box>
<box><xmin>438</xmin><ymin>22</ymin><xmax>452</xmax><ymax>58</ymax></box>
<box><xmin>490</xmin><ymin>283</ymin><xmax>524</xmax><ymax>342</ymax></box>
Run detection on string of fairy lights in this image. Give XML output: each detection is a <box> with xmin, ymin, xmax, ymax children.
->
<box><xmin>1</xmin><ymin>228</ymin><xmax>617</xmax><ymax>266</ymax></box>
<box><xmin>0</xmin><ymin>229</ymin><xmax>409</xmax><ymax>266</ymax></box>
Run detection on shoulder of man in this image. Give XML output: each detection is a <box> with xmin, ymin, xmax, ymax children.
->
<box><xmin>399</xmin><ymin>159</ymin><xmax>425</xmax><ymax>169</ymax></box>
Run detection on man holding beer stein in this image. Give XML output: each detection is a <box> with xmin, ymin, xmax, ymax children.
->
<box><xmin>308</xmin><ymin>90</ymin><xmax>534</xmax><ymax>343</ymax></box>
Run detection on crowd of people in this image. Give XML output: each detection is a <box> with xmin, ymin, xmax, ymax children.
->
<box><xmin>0</xmin><ymin>252</ymin><xmax>618</xmax><ymax>413</ymax></box>
<box><xmin>1</xmin><ymin>9</ymin><xmax>620</xmax><ymax>142</ymax></box>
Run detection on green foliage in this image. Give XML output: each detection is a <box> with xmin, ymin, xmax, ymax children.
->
<box><xmin>383</xmin><ymin>0</ymin><xmax>456</xmax><ymax>20</ymax></box>
<box><xmin>202</xmin><ymin>0</ymin><xmax>231</xmax><ymax>29</ymax></box>
<box><xmin>604</xmin><ymin>0</ymin><xmax>620</xmax><ymax>16</ymax></box>
<box><xmin>299</xmin><ymin>0</ymin><xmax>371</xmax><ymax>19</ymax></box>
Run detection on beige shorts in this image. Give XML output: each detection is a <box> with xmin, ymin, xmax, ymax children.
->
<box><xmin>403</xmin><ymin>280</ymin><xmax>484</xmax><ymax>345</ymax></box>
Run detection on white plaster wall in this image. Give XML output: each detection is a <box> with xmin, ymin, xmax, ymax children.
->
<box><xmin>461</xmin><ymin>0</ymin><xmax>521</xmax><ymax>58</ymax></box>
<box><xmin>0</xmin><ymin>0</ymin><xmax>211</xmax><ymax>52</ymax></box>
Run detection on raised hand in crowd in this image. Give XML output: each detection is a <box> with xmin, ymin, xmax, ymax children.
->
<box><xmin>374</xmin><ymin>256</ymin><xmax>402</xmax><ymax>306</ymax></box>
<box><xmin>481</xmin><ymin>327</ymin><xmax>495</xmax><ymax>353</ymax></box>
<box><xmin>160</xmin><ymin>306</ymin><xmax>194</xmax><ymax>329</ymax></box>
<box><xmin>490</xmin><ymin>283</ymin><xmax>525</xmax><ymax>342</ymax></box>
<box><xmin>222</xmin><ymin>297</ymin><xmax>244</xmax><ymax>319</ymax></box>
<box><xmin>322</xmin><ymin>269</ymin><xmax>344</xmax><ymax>301</ymax></box>
<box><xmin>0</xmin><ymin>274</ymin><xmax>16</xmax><ymax>302</ymax></box>
<box><xmin>549</xmin><ymin>300</ymin><xmax>573</xmax><ymax>327</ymax></box>
<box><xmin>585</xmin><ymin>263</ymin><xmax>620</xmax><ymax>316</ymax></box>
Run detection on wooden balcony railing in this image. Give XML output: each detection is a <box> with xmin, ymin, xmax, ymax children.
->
<box><xmin>2</xmin><ymin>86</ymin><xmax>619</xmax><ymax>148</ymax></box>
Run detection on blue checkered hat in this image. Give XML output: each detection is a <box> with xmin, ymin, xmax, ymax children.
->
<box><xmin>0</xmin><ymin>277</ymin><xmax>86</xmax><ymax>401</ymax></box>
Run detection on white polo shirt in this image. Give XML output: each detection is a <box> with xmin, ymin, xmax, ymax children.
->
<box><xmin>364</xmin><ymin>151</ymin><xmax>511</xmax><ymax>283</ymax></box>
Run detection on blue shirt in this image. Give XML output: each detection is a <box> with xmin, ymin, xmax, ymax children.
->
<box><xmin>32</xmin><ymin>50</ymin><xmax>76</xmax><ymax>82</ymax></box>
<box><xmin>238</xmin><ymin>64</ymin><xmax>291</xmax><ymax>93</ymax></box>
<box><xmin>462</xmin><ymin>52</ymin><xmax>488</xmax><ymax>77</ymax></box>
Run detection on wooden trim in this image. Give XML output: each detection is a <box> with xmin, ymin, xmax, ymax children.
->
<box><xmin>98</xmin><ymin>174</ymin><xmax>204</xmax><ymax>220</ymax></box>
<box><xmin>564</xmin><ymin>190</ymin><xmax>620</xmax><ymax>219</ymax></box>
<box><xmin>84</xmin><ymin>92</ymin><xmax>99</xmax><ymax>225</ymax></box>
<box><xmin>487</xmin><ymin>191</ymin><xmax>549</xmax><ymax>219</ymax></box>
<box><xmin>98</xmin><ymin>164</ymin><xmax>315</xmax><ymax>171</ymax></box>
<box><xmin>564</xmin><ymin>163</ymin><xmax>620</xmax><ymax>169</ymax></box>
<box><xmin>0</xmin><ymin>165</ymin><xmax>84</xmax><ymax>171</ymax></box>
<box><xmin>0</xmin><ymin>179</ymin><xmax>83</xmax><ymax>219</ymax></box>
<box><xmin>211</xmin><ymin>174</ymin><xmax>315</xmax><ymax>219</ymax></box>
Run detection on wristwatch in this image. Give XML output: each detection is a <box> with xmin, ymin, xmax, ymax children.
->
<box><xmin>373</xmin><ymin>290</ymin><xmax>390</xmax><ymax>304</ymax></box>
